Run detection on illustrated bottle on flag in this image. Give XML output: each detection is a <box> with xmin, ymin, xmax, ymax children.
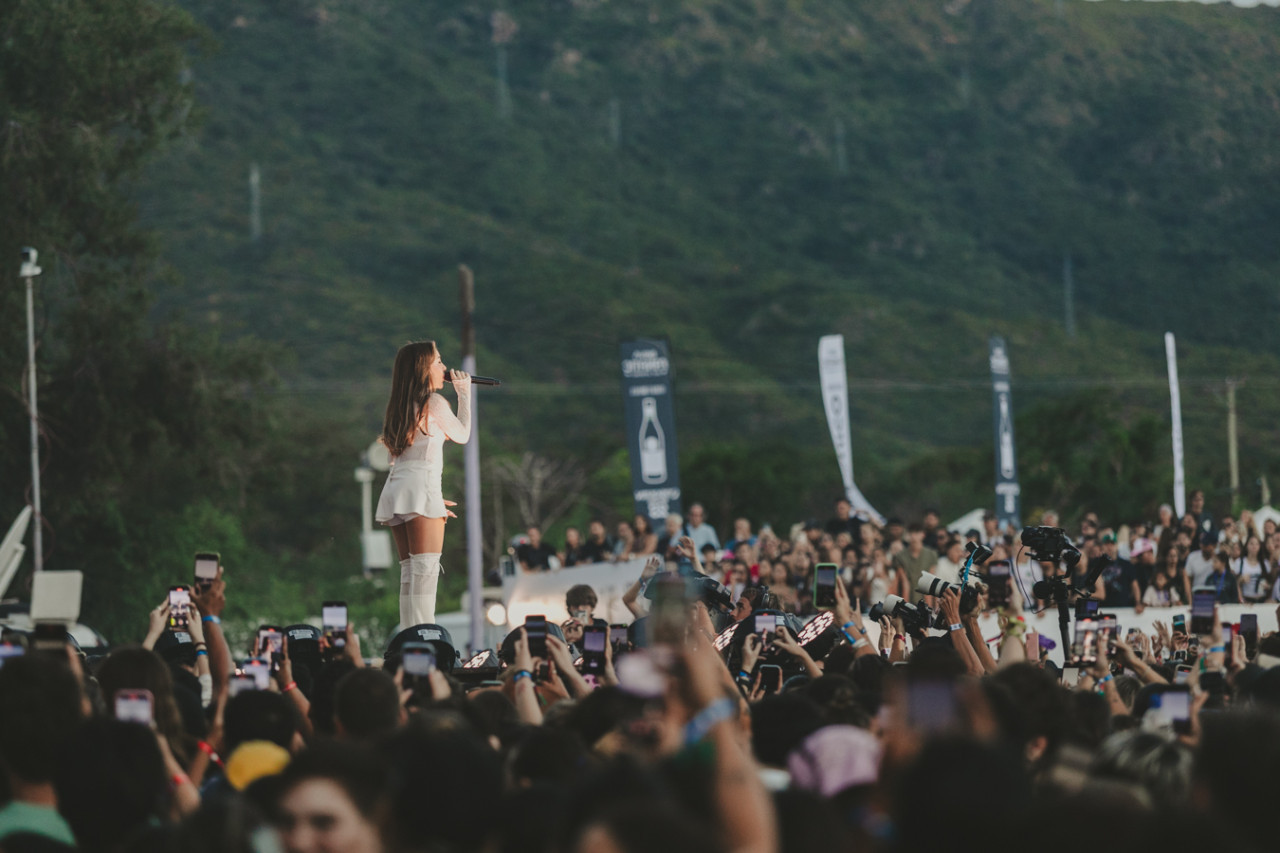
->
<box><xmin>998</xmin><ymin>395</ymin><xmax>1015</xmax><ymax>479</ymax></box>
<box><xmin>639</xmin><ymin>397</ymin><xmax>667</xmax><ymax>484</ymax></box>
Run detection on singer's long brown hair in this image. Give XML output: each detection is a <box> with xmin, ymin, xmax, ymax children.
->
<box><xmin>380</xmin><ymin>340</ymin><xmax>438</xmax><ymax>458</ymax></box>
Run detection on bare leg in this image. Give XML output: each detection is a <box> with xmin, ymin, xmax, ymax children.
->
<box><xmin>404</xmin><ymin>516</ymin><xmax>446</xmax><ymax>554</ymax></box>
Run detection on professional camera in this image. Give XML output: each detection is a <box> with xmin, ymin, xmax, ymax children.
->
<box><xmin>916</xmin><ymin>572</ymin><xmax>981</xmax><ymax>613</ymax></box>
<box><xmin>868</xmin><ymin>594</ymin><xmax>932</xmax><ymax>635</ymax></box>
<box><xmin>1020</xmin><ymin>526</ymin><xmax>1081</xmax><ymax>567</ymax></box>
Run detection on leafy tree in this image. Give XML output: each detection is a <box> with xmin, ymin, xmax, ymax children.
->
<box><xmin>0</xmin><ymin>1</ymin><xmax>370</xmax><ymax>641</ymax></box>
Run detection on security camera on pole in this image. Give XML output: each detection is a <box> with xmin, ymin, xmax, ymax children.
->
<box><xmin>19</xmin><ymin>248</ymin><xmax>44</xmax><ymax>571</ymax></box>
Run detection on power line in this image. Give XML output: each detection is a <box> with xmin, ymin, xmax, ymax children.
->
<box><xmin>273</xmin><ymin>375</ymin><xmax>1280</xmax><ymax>398</ymax></box>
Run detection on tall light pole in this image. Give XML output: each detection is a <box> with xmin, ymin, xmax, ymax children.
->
<box><xmin>459</xmin><ymin>265</ymin><xmax>484</xmax><ymax>654</ymax></box>
<box><xmin>19</xmin><ymin>248</ymin><xmax>44</xmax><ymax>572</ymax></box>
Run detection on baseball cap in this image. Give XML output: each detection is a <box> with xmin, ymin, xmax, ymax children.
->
<box><xmin>153</xmin><ymin>630</ymin><xmax>197</xmax><ymax>667</ymax></box>
<box><xmin>387</xmin><ymin>623</ymin><xmax>458</xmax><ymax>672</ymax></box>
<box><xmin>1100</xmin><ymin>532</ymin><xmax>1116</xmax><ymax>543</ymax></box>
<box><xmin>225</xmin><ymin>740</ymin><xmax>291</xmax><ymax>791</ymax></box>
<box><xmin>284</xmin><ymin>624</ymin><xmax>322</xmax><ymax>675</ymax></box>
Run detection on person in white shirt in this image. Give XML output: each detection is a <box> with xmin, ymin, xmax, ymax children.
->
<box><xmin>683</xmin><ymin>502</ymin><xmax>721</xmax><ymax>554</ymax></box>
<box><xmin>1141</xmin><ymin>569</ymin><xmax>1181</xmax><ymax>608</ymax></box>
<box><xmin>1184</xmin><ymin>532</ymin><xmax>1218</xmax><ymax>589</ymax></box>
<box><xmin>1237</xmin><ymin>534</ymin><xmax>1272</xmax><ymax>603</ymax></box>
<box><xmin>935</xmin><ymin>539</ymin><xmax>966</xmax><ymax>584</ymax></box>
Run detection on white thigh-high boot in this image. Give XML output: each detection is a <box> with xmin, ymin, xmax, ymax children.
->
<box><xmin>406</xmin><ymin>552</ymin><xmax>442</xmax><ymax>626</ymax></box>
<box><xmin>398</xmin><ymin>557</ymin><xmax>413</xmax><ymax>628</ymax></box>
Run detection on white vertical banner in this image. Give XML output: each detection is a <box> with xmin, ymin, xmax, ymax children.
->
<box><xmin>818</xmin><ymin>335</ymin><xmax>883</xmax><ymax>524</ymax></box>
<box><xmin>1165</xmin><ymin>332</ymin><xmax>1186</xmax><ymax>518</ymax></box>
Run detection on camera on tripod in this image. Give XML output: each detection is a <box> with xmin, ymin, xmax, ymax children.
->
<box><xmin>1020</xmin><ymin>526</ymin><xmax>1081</xmax><ymax>568</ymax></box>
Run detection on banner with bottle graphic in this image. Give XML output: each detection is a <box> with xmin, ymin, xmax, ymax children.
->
<box><xmin>988</xmin><ymin>336</ymin><xmax>1022</xmax><ymax>531</ymax></box>
<box><xmin>817</xmin><ymin>335</ymin><xmax>883</xmax><ymax>524</ymax></box>
<box><xmin>620</xmin><ymin>339</ymin><xmax>682</xmax><ymax>526</ymax></box>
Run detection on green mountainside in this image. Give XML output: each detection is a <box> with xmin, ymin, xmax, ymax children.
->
<box><xmin>138</xmin><ymin>0</ymin><xmax>1280</xmax><ymax>522</ymax></box>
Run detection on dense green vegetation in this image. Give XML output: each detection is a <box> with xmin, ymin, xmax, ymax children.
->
<box><xmin>4</xmin><ymin>0</ymin><xmax>1280</xmax><ymax>641</ymax></box>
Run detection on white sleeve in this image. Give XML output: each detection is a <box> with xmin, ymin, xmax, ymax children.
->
<box><xmin>428</xmin><ymin>390</ymin><xmax>471</xmax><ymax>444</ymax></box>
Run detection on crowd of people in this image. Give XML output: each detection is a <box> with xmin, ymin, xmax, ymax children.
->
<box><xmin>3</xmin><ymin>490</ymin><xmax>1280</xmax><ymax>853</ymax></box>
<box><xmin>520</xmin><ymin>491</ymin><xmax>1280</xmax><ymax>615</ymax></box>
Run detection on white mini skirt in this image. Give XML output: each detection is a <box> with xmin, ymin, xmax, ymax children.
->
<box><xmin>375</xmin><ymin>463</ymin><xmax>447</xmax><ymax>524</ymax></box>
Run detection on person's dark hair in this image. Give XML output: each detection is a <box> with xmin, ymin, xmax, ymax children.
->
<box><xmin>0</xmin><ymin>655</ymin><xmax>84</xmax><ymax>784</ymax></box>
<box><xmin>773</xmin><ymin>789</ymin><xmax>853</xmax><ymax>853</ymax></box>
<box><xmin>802</xmin><ymin>674</ymin><xmax>871</xmax><ymax>728</ymax></box>
<box><xmin>225</xmin><ymin>690</ymin><xmax>300</xmax><ymax>753</ymax></box>
<box><xmin>561</xmin><ymin>686</ymin><xmax>645</xmax><ymax>749</ymax></box>
<box><xmin>381</xmin><ymin>340</ymin><xmax>439</xmax><ymax>458</ymax></box>
<box><xmin>903</xmin><ymin>638</ymin><xmax>966</xmax><ymax>679</ymax></box>
<box><xmin>378</xmin><ymin>724</ymin><xmax>502</xmax><ymax>853</ymax></box>
<box><xmin>1194</xmin><ymin>709</ymin><xmax>1280</xmax><ymax>851</ymax></box>
<box><xmin>1064</xmin><ymin>690</ymin><xmax>1111</xmax><ymax>750</ymax></box>
<box><xmin>988</xmin><ymin>663</ymin><xmax>1070</xmax><ymax>768</ymax></box>
<box><xmin>334</xmin><ymin>667</ymin><xmax>401</xmax><ymax>739</ymax></box>
<box><xmin>54</xmin><ymin>717</ymin><xmax>168</xmax><ymax>852</ymax></box>
<box><xmin>750</xmin><ymin>694</ymin><xmax>824</xmax><ymax>768</ymax></box>
<box><xmin>509</xmin><ymin>726</ymin><xmax>591</xmax><ymax>786</ymax></box>
<box><xmin>1113</xmin><ymin>675</ymin><xmax>1141</xmax><ymax>712</ymax></box>
<box><xmin>906</xmin><ymin>522</ymin><xmax>924</xmax><ymax>534</ymax></box>
<box><xmin>1257</xmin><ymin>634</ymin><xmax>1280</xmax><ymax>659</ymax></box>
<box><xmin>309</xmin><ymin>658</ymin><xmax>357</xmax><ymax>736</ymax></box>
<box><xmin>893</xmin><ymin>737</ymin><xmax>1029</xmax><ymax>853</ymax></box>
<box><xmin>95</xmin><ymin>646</ymin><xmax>191</xmax><ymax>765</ymax></box>
<box><xmin>274</xmin><ymin>740</ymin><xmax>389</xmax><ymax>823</ymax></box>
<box><xmin>565</xmin><ymin>584</ymin><xmax>598</xmax><ymax>611</ymax></box>
<box><xmin>574</xmin><ymin>802</ymin><xmax>724</xmax><ymax>853</ymax></box>
<box><xmin>172</xmin><ymin>794</ymin><xmax>270</xmax><ymax>853</ymax></box>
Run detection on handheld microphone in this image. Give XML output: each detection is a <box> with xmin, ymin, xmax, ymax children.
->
<box><xmin>445</xmin><ymin>369</ymin><xmax>501</xmax><ymax>387</ymax></box>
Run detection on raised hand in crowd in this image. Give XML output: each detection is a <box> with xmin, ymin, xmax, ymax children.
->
<box><xmin>773</xmin><ymin>625</ymin><xmax>822</xmax><ymax>678</ymax></box>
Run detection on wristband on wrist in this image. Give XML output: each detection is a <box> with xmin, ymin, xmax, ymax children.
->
<box><xmin>512</xmin><ymin>669</ymin><xmax>533</xmax><ymax>684</ymax></box>
<box><xmin>684</xmin><ymin>697</ymin><xmax>737</xmax><ymax>746</ymax></box>
<box><xmin>737</xmin><ymin>670</ymin><xmax>751</xmax><ymax>681</ymax></box>
<box><xmin>170</xmin><ymin>773</ymin><xmax>189</xmax><ymax>790</ymax></box>
<box><xmin>1097</xmin><ymin>674</ymin><xmax>1113</xmax><ymax>686</ymax></box>
<box><xmin>852</xmin><ymin>638</ymin><xmax>870</xmax><ymax>650</ymax></box>
<box><xmin>842</xmin><ymin>620</ymin><xmax>867</xmax><ymax>635</ymax></box>
<box><xmin>949</xmin><ymin>623</ymin><xmax>963</xmax><ymax>632</ymax></box>
<box><xmin>1209</xmin><ymin>645</ymin><xmax>1226</xmax><ymax>654</ymax></box>
<box><xmin>197</xmin><ymin>740</ymin><xmax>223</xmax><ymax>766</ymax></box>
<box><xmin>894</xmin><ymin>634</ymin><xmax>906</xmax><ymax>643</ymax></box>
<box><xmin>195</xmin><ymin>649</ymin><xmax>208</xmax><ymax>657</ymax></box>
<box><xmin>202</xmin><ymin>615</ymin><xmax>221</xmax><ymax>625</ymax></box>
<box><xmin>282</xmin><ymin>681</ymin><xmax>298</xmax><ymax>693</ymax></box>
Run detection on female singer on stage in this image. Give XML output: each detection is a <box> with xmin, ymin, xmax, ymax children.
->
<box><xmin>375</xmin><ymin>341</ymin><xmax>470</xmax><ymax>626</ymax></box>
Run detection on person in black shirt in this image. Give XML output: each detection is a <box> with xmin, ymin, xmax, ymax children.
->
<box><xmin>561</xmin><ymin>527</ymin><xmax>588</xmax><ymax>567</ymax></box>
<box><xmin>577</xmin><ymin>519</ymin><xmax>613</xmax><ymax>564</ymax></box>
<box><xmin>516</xmin><ymin>525</ymin><xmax>557</xmax><ymax>572</ymax></box>
<box><xmin>824</xmin><ymin>497</ymin><xmax>862</xmax><ymax>543</ymax></box>
<box><xmin>1088</xmin><ymin>533</ymin><xmax>1142</xmax><ymax>610</ymax></box>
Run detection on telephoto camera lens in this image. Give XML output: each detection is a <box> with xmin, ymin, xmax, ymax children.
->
<box><xmin>916</xmin><ymin>572</ymin><xmax>956</xmax><ymax>598</ymax></box>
